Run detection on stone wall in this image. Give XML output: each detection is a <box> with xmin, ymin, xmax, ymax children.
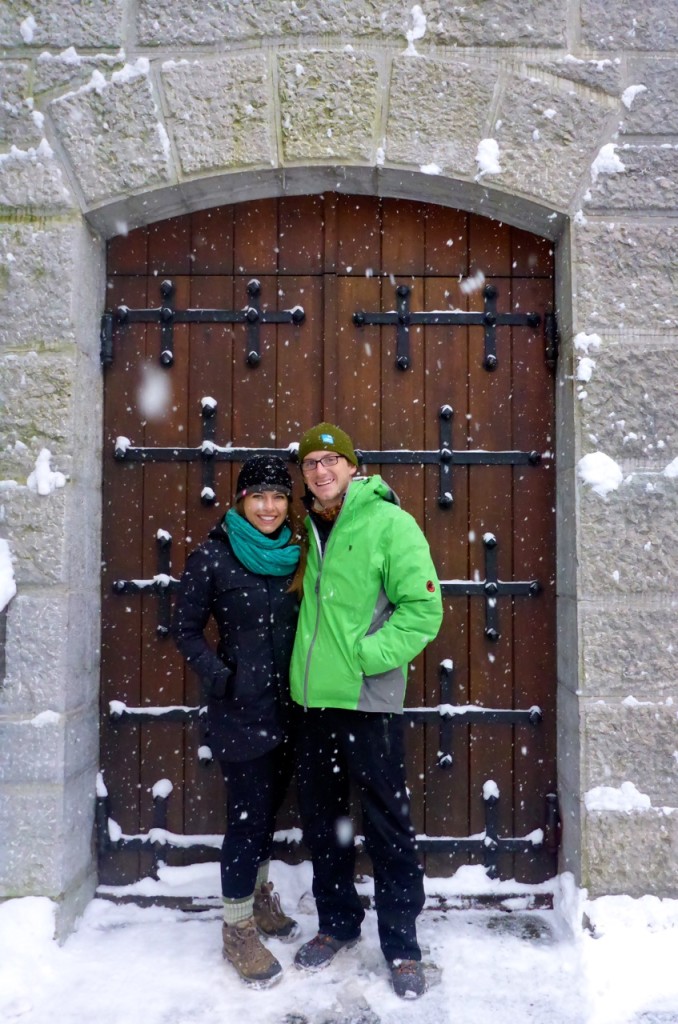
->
<box><xmin>1</xmin><ymin>0</ymin><xmax>677</xmax><ymax>923</ymax></box>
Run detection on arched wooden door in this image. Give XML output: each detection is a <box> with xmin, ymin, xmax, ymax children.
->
<box><xmin>99</xmin><ymin>195</ymin><xmax>558</xmax><ymax>888</ymax></box>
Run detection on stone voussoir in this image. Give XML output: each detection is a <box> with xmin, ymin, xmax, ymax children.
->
<box><xmin>278</xmin><ymin>50</ymin><xmax>381</xmax><ymax>164</ymax></box>
<box><xmin>386</xmin><ymin>55</ymin><xmax>497</xmax><ymax>176</ymax></box>
<box><xmin>161</xmin><ymin>55</ymin><xmax>273</xmax><ymax>176</ymax></box>
<box><xmin>49</xmin><ymin>59</ymin><xmax>174</xmax><ymax>205</ymax></box>
<box><xmin>492</xmin><ymin>72</ymin><xmax>614</xmax><ymax>209</ymax></box>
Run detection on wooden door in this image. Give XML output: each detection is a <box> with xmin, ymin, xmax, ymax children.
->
<box><xmin>99</xmin><ymin>195</ymin><xmax>557</xmax><ymax>887</ymax></box>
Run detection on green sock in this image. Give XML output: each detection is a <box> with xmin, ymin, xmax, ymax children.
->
<box><xmin>223</xmin><ymin>894</ymin><xmax>254</xmax><ymax>926</ymax></box>
<box><xmin>255</xmin><ymin>860</ymin><xmax>270</xmax><ymax>889</ymax></box>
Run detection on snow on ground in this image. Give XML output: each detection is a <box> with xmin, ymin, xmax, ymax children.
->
<box><xmin>1</xmin><ymin>863</ymin><xmax>677</xmax><ymax>1024</ymax></box>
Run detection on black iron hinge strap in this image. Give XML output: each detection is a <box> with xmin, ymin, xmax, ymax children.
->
<box><xmin>353</xmin><ymin>283</ymin><xmax>540</xmax><ymax>372</ymax></box>
<box><xmin>104</xmin><ymin>279</ymin><xmax>305</xmax><ymax>368</ymax></box>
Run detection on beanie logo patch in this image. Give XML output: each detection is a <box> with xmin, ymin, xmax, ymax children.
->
<box><xmin>426</xmin><ymin>580</ymin><xmax>436</xmax><ymax>593</ymax></box>
<box><xmin>320</xmin><ymin>433</ymin><xmax>335</xmax><ymax>444</ymax></box>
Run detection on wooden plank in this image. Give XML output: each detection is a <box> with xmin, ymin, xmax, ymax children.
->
<box><xmin>279</xmin><ymin>195</ymin><xmax>324</xmax><ymax>274</ymax></box>
<box><xmin>336</xmin><ymin>194</ymin><xmax>381</xmax><ymax>276</ymax></box>
<box><xmin>148</xmin><ymin>215</ymin><xmax>192</xmax><ymax>276</ymax></box>
<box><xmin>425</xmin><ymin>208</ymin><xmax>468</xmax><ymax>276</ymax></box>
<box><xmin>468</xmin><ymin>217</ymin><xmax>512</xmax><ymax>278</ymax></box>
<box><xmin>138</xmin><ymin>273</ymin><xmax>190</xmax><ymax>858</ymax></box>
<box><xmin>466</xmin><ymin>233</ymin><xmax>515</xmax><ymax>876</ymax></box>
<box><xmin>381</xmin><ymin>198</ymin><xmax>427</xmax><ymax>276</ymax></box>
<box><xmin>511</xmin><ymin>275</ymin><xmax>557</xmax><ymax>882</ymax></box>
<box><xmin>510</xmin><ymin>227</ymin><xmax>554</xmax><ymax>279</ymax></box>
<box><xmin>422</xmin><ymin>275</ymin><xmax>472</xmax><ymax>875</ymax></box>
<box><xmin>190</xmin><ymin>206</ymin><xmax>234</xmax><ymax>275</ymax></box>
<box><xmin>334</xmin><ymin>275</ymin><xmax>381</xmax><ymax>448</ymax></box>
<box><xmin>100</xmin><ymin>273</ymin><xmax>147</xmax><ymax>883</ymax></box>
<box><xmin>233</xmin><ymin>198</ymin><xmax>279</xmax><ymax>275</ymax></box>
<box><xmin>107</xmin><ymin>226</ymin><xmax>148</xmax><ymax>275</ymax></box>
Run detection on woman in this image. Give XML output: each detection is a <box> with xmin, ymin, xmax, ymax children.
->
<box><xmin>172</xmin><ymin>454</ymin><xmax>301</xmax><ymax>989</ymax></box>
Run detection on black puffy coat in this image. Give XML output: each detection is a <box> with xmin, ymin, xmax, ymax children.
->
<box><xmin>172</xmin><ymin>524</ymin><xmax>299</xmax><ymax>762</ymax></box>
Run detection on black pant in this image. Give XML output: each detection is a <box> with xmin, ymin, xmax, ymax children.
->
<box><xmin>219</xmin><ymin>738</ymin><xmax>295</xmax><ymax>899</ymax></box>
<box><xmin>296</xmin><ymin>708</ymin><xmax>425</xmax><ymax>963</ymax></box>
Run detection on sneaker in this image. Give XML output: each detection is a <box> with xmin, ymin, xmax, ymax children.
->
<box><xmin>294</xmin><ymin>932</ymin><xmax>360</xmax><ymax>972</ymax></box>
<box><xmin>390</xmin><ymin>959</ymin><xmax>426</xmax><ymax>999</ymax></box>
<box><xmin>222</xmin><ymin>918</ymin><xmax>283</xmax><ymax>988</ymax></box>
<box><xmin>253</xmin><ymin>881</ymin><xmax>300</xmax><ymax>942</ymax></box>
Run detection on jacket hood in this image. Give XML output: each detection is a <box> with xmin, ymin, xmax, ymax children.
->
<box><xmin>348</xmin><ymin>474</ymin><xmax>401</xmax><ymax>509</ymax></box>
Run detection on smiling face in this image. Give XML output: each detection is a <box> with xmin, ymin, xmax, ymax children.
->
<box><xmin>241</xmin><ymin>490</ymin><xmax>289</xmax><ymax>534</ymax></box>
<box><xmin>301</xmin><ymin>450</ymin><xmax>357</xmax><ymax>509</ymax></box>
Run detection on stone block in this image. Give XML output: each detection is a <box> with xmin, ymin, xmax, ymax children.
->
<box><xmin>161</xmin><ymin>56</ymin><xmax>272</xmax><ymax>175</ymax></box>
<box><xmin>576</xmin><ymin>335</ymin><xmax>678</xmax><ymax>462</ymax></box>
<box><xmin>0</xmin><ymin>221</ymin><xmax>83</xmax><ymax>351</ymax></box>
<box><xmin>573</xmin><ymin>220</ymin><xmax>678</xmax><ymax>331</ymax></box>
<box><xmin>583</xmin><ymin>700</ymin><xmax>678</xmax><ymax>807</ymax></box>
<box><xmin>581</xmin><ymin>0</ymin><xmax>678</xmax><ymax>52</ymax></box>
<box><xmin>0</xmin><ymin>783</ymin><xmax>63</xmax><ymax>895</ymax></box>
<box><xmin>2</xmin><ymin>593</ymin><xmax>68</xmax><ymax>714</ymax></box>
<box><xmin>621</xmin><ymin>60</ymin><xmax>678</xmax><ymax>135</ymax></box>
<box><xmin>278</xmin><ymin>51</ymin><xmax>380</xmax><ymax>163</ymax></box>
<box><xmin>431</xmin><ymin>0</ymin><xmax>567</xmax><ymax>47</ymax></box>
<box><xmin>0</xmin><ymin>62</ymin><xmax>43</xmax><ymax>148</ymax></box>
<box><xmin>491</xmin><ymin>74</ymin><xmax>611</xmax><ymax>208</ymax></box>
<box><xmin>0</xmin><ymin>1</ymin><xmax>124</xmax><ymax>49</ymax></box>
<box><xmin>583</xmin><ymin>808</ymin><xmax>678</xmax><ymax>898</ymax></box>
<box><xmin>386</xmin><ymin>57</ymin><xmax>496</xmax><ymax>175</ymax></box>
<box><xmin>578</xmin><ymin>472</ymin><xmax>678</xmax><ymax>595</ymax></box>
<box><xmin>0</xmin><ymin>486</ymin><xmax>68</xmax><ymax>586</ymax></box>
<box><xmin>1</xmin><ymin>587</ymin><xmax>100</xmax><ymax>716</ymax></box>
<box><xmin>137</xmin><ymin>0</ymin><xmax>566</xmax><ymax>47</ymax></box>
<box><xmin>0</xmin><ymin>142</ymin><xmax>76</xmax><ymax>212</ymax></box>
<box><xmin>581</xmin><ymin>603</ymin><xmax>678</xmax><ymax>701</ymax></box>
<box><xmin>0</xmin><ymin>769</ymin><xmax>96</xmax><ymax>898</ymax></box>
<box><xmin>585</xmin><ymin>144</ymin><xmax>678</xmax><ymax>213</ymax></box>
<box><xmin>0</xmin><ymin>350</ymin><xmax>76</xmax><ymax>458</ymax></box>
<box><xmin>49</xmin><ymin>61</ymin><xmax>174</xmax><ymax>205</ymax></box>
<box><xmin>0</xmin><ymin>703</ymin><xmax>97</xmax><ymax>784</ymax></box>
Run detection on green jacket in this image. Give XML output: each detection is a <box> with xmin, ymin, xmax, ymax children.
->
<box><xmin>290</xmin><ymin>475</ymin><xmax>443</xmax><ymax>713</ymax></box>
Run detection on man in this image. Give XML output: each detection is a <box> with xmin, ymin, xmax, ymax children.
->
<box><xmin>290</xmin><ymin>422</ymin><xmax>443</xmax><ymax>999</ymax></box>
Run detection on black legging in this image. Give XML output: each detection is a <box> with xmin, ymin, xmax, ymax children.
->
<box><xmin>219</xmin><ymin>738</ymin><xmax>295</xmax><ymax>899</ymax></box>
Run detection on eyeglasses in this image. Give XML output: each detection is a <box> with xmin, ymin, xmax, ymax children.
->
<box><xmin>300</xmin><ymin>454</ymin><xmax>343</xmax><ymax>473</ymax></box>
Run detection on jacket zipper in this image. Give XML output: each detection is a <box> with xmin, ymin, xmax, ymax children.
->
<box><xmin>301</xmin><ymin>494</ymin><xmax>350</xmax><ymax>710</ymax></box>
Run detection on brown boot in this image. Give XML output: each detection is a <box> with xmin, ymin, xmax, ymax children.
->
<box><xmin>221</xmin><ymin>917</ymin><xmax>283</xmax><ymax>988</ymax></box>
<box><xmin>253</xmin><ymin>881</ymin><xmax>300</xmax><ymax>942</ymax></box>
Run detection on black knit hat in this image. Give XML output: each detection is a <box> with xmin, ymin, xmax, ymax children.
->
<box><xmin>297</xmin><ymin>422</ymin><xmax>358</xmax><ymax>467</ymax></box>
<box><xmin>235</xmin><ymin>455</ymin><xmax>292</xmax><ymax>500</ymax></box>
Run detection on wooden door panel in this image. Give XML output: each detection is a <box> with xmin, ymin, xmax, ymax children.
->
<box><xmin>100</xmin><ymin>197</ymin><xmax>557</xmax><ymax>887</ymax></box>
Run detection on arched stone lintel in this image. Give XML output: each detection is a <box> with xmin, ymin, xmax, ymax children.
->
<box><xmin>85</xmin><ymin>165</ymin><xmax>567</xmax><ymax>243</ymax></box>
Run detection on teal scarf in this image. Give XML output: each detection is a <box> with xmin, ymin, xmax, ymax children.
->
<box><xmin>223</xmin><ymin>508</ymin><xmax>300</xmax><ymax>577</ymax></box>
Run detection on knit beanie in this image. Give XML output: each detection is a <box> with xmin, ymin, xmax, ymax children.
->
<box><xmin>297</xmin><ymin>422</ymin><xmax>358</xmax><ymax>467</ymax></box>
<box><xmin>235</xmin><ymin>454</ymin><xmax>292</xmax><ymax>499</ymax></box>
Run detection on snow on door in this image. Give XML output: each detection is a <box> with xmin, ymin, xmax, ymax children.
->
<box><xmin>99</xmin><ymin>195</ymin><xmax>557</xmax><ymax>887</ymax></box>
